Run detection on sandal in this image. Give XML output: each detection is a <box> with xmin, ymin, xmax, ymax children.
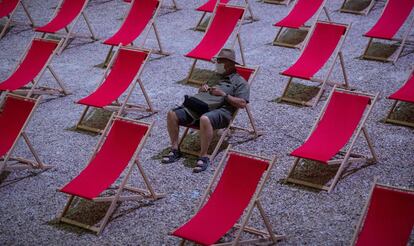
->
<box><xmin>161</xmin><ymin>149</ymin><xmax>182</xmax><ymax>164</ymax></box>
<box><xmin>193</xmin><ymin>157</ymin><xmax>210</xmax><ymax>173</ymax></box>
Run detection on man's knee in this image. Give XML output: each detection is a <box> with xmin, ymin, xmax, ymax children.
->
<box><xmin>167</xmin><ymin>110</ymin><xmax>178</xmax><ymax>124</ymax></box>
<box><xmin>200</xmin><ymin>115</ymin><xmax>211</xmax><ymax>127</ymax></box>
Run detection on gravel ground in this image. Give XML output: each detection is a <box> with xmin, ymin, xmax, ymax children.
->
<box><xmin>0</xmin><ymin>0</ymin><xmax>413</xmax><ymax>245</ymax></box>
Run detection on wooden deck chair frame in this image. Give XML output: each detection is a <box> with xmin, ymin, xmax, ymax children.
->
<box><xmin>1</xmin><ymin>36</ymin><xmax>69</xmax><ymax>98</ymax></box>
<box><xmin>0</xmin><ymin>0</ymin><xmax>35</xmax><ymax>39</ymax></box>
<box><xmin>339</xmin><ymin>0</ymin><xmax>377</xmax><ymax>15</ymax></box>
<box><xmin>174</xmin><ymin>147</ymin><xmax>285</xmax><ymax>245</ymax></box>
<box><xmin>261</xmin><ymin>0</ymin><xmax>292</xmax><ymax>6</ymax></box>
<box><xmin>194</xmin><ymin>0</ymin><xmax>257</xmax><ymax>32</ymax></box>
<box><xmin>361</xmin><ymin>0</ymin><xmax>414</xmax><ymax>64</ymax></box>
<box><xmin>179</xmin><ymin>65</ymin><xmax>261</xmax><ymax>161</ymax></box>
<box><xmin>59</xmin><ymin>115</ymin><xmax>165</xmax><ymax>235</ymax></box>
<box><xmin>0</xmin><ymin>93</ymin><xmax>52</xmax><ymax>174</ymax></box>
<box><xmin>37</xmin><ymin>0</ymin><xmax>98</xmax><ymax>55</ymax></box>
<box><xmin>285</xmin><ymin>86</ymin><xmax>379</xmax><ymax>193</ymax></box>
<box><xmin>385</xmin><ymin>66</ymin><xmax>414</xmax><ymax>128</ymax></box>
<box><xmin>272</xmin><ymin>0</ymin><xmax>332</xmax><ymax>49</ymax></box>
<box><xmin>350</xmin><ymin>178</ymin><xmax>414</xmax><ymax>245</ymax></box>
<box><xmin>278</xmin><ymin>21</ymin><xmax>351</xmax><ymax>107</ymax></box>
<box><xmin>76</xmin><ymin>46</ymin><xmax>156</xmax><ymax>134</ymax></box>
<box><xmin>186</xmin><ymin>4</ymin><xmax>247</xmax><ymax>86</ymax></box>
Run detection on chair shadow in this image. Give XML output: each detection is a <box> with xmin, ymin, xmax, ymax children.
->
<box><xmin>383</xmin><ymin>102</ymin><xmax>414</xmax><ymax>126</ymax></box>
<box><xmin>0</xmin><ymin>169</ymin><xmax>49</xmax><ymax>189</ymax></box>
<box><xmin>271</xmin><ymin>82</ymin><xmax>321</xmax><ymax>107</ymax></box>
<box><xmin>342</xmin><ymin>0</ymin><xmax>374</xmax><ymax>12</ymax></box>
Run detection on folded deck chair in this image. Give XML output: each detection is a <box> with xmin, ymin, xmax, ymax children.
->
<box><xmin>171</xmin><ymin>148</ymin><xmax>284</xmax><ymax>245</ymax></box>
<box><xmin>272</xmin><ymin>0</ymin><xmax>331</xmax><ymax>48</ymax></box>
<box><xmin>178</xmin><ymin>65</ymin><xmax>260</xmax><ymax>161</ymax></box>
<box><xmin>123</xmin><ymin>0</ymin><xmax>179</xmax><ymax>10</ymax></box>
<box><xmin>194</xmin><ymin>0</ymin><xmax>255</xmax><ymax>32</ymax></box>
<box><xmin>361</xmin><ymin>0</ymin><xmax>414</xmax><ymax>63</ymax></box>
<box><xmin>351</xmin><ymin>179</ymin><xmax>414</xmax><ymax>245</ymax></box>
<box><xmin>0</xmin><ymin>0</ymin><xmax>35</xmax><ymax>39</ymax></box>
<box><xmin>35</xmin><ymin>0</ymin><xmax>98</xmax><ymax>55</ymax></box>
<box><xmin>339</xmin><ymin>0</ymin><xmax>377</xmax><ymax>15</ymax></box>
<box><xmin>0</xmin><ymin>38</ymin><xmax>69</xmax><ymax>98</ymax></box>
<box><xmin>76</xmin><ymin>46</ymin><xmax>155</xmax><ymax>133</ymax></box>
<box><xmin>278</xmin><ymin>21</ymin><xmax>351</xmax><ymax>107</ymax></box>
<box><xmin>261</xmin><ymin>0</ymin><xmax>292</xmax><ymax>6</ymax></box>
<box><xmin>285</xmin><ymin>87</ymin><xmax>379</xmax><ymax>193</ymax></box>
<box><xmin>0</xmin><ymin>94</ymin><xmax>52</xmax><ymax>174</ymax></box>
<box><xmin>385</xmin><ymin>67</ymin><xmax>414</xmax><ymax>128</ymax></box>
<box><xmin>58</xmin><ymin>116</ymin><xmax>164</xmax><ymax>235</ymax></box>
<box><xmin>185</xmin><ymin>4</ymin><xmax>246</xmax><ymax>85</ymax></box>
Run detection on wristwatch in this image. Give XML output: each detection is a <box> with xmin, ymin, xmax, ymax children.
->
<box><xmin>224</xmin><ymin>94</ymin><xmax>229</xmax><ymax>101</ymax></box>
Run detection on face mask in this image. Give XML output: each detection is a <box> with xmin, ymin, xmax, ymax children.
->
<box><xmin>215</xmin><ymin>63</ymin><xmax>226</xmax><ymax>74</ymax></box>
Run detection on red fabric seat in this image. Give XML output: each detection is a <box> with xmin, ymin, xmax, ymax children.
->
<box><xmin>355</xmin><ymin>185</ymin><xmax>414</xmax><ymax>246</ymax></box>
<box><xmin>172</xmin><ymin>153</ymin><xmax>269</xmax><ymax>245</ymax></box>
<box><xmin>281</xmin><ymin>22</ymin><xmax>346</xmax><ymax>80</ymax></box>
<box><xmin>274</xmin><ymin>0</ymin><xmax>324</xmax><ymax>29</ymax></box>
<box><xmin>235</xmin><ymin>66</ymin><xmax>254</xmax><ymax>81</ymax></box>
<box><xmin>185</xmin><ymin>4</ymin><xmax>244</xmax><ymax>61</ymax></box>
<box><xmin>0</xmin><ymin>96</ymin><xmax>35</xmax><ymax>158</ymax></box>
<box><xmin>291</xmin><ymin>91</ymin><xmax>370</xmax><ymax>163</ymax></box>
<box><xmin>0</xmin><ymin>39</ymin><xmax>58</xmax><ymax>91</ymax></box>
<box><xmin>35</xmin><ymin>0</ymin><xmax>87</xmax><ymax>33</ymax></box>
<box><xmin>0</xmin><ymin>0</ymin><xmax>19</xmax><ymax>18</ymax></box>
<box><xmin>104</xmin><ymin>0</ymin><xmax>159</xmax><ymax>46</ymax></box>
<box><xmin>389</xmin><ymin>70</ymin><xmax>414</xmax><ymax>103</ymax></box>
<box><xmin>196</xmin><ymin>0</ymin><xmax>230</xmax><ymax>12</ymax></box>
<box><xmin>60</xmin><ymin>119</ymin><xmax>149</xmax><ymax>200</ymax></box>
<box><xmin>77</xmin><ymin>49</ymin><xmax>148</xmax><ymax>108</ymax></box>
<box><xmin>364</xmin><ymin>0</ymin><xmax>414</xmax><ymax>40</ymax></box>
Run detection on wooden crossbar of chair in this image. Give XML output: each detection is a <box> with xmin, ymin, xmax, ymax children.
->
<box><xmin>339</xmin><ymin>0</ymin><xmax>377</xmax><ymax>15</ymax></box>
<box><xmin>285</xmin><ymin>86</ymin><xmax>379</xmax><ymax>193</ymax></box>
<box><xmin>261</xmin><ymin>0</ymin><xmax>292</xmax><ymax>6</ymax></box>
<box><xmin>59</xmin><ymin>116</ymin><xmax>165</xmax><ymax>235</ymax></box>
<box><xmin>0</xmin><ymin>0</ymin><xmax>35</xmax><ymax>39</ymax></box>
<box><xmin>272</xmin><ymin>0</ymin><xmax>332</xmax><ymax>49</ymax></box>
<box><xmin>124</xmin><ymin>0</ymin><xmax>179</xmax><ymax>10</ymax></box>
<box><xmin>278</xmin><ymin>21</ymin><xmax>351</xmax><ymax>108</ymax></box>
<box><xmin>0</xmin><ymin>93</ymin><xmax>52</xmax><ymax>174</ymax></box>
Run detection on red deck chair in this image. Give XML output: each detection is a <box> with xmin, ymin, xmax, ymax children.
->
<box><xmin>0</xmin><ymin>0</ymin><xmax>35</xmax><ymax>39</ymax></box>
<box><xmin>278</xmin><ymin>21</ymin><xmax>351</xmax><ymax>107</ymax></box>
<box><xmin>171</xmin><ymin>149</ymin><xmax>284</xmax><ymax>245</ymax></box>
<box><xmin>123</xmin><ymin>0</ymin><xmax>179</xmax><ymax>10</ymax></box>
<box><xmin>351</xmin><ymin>179</ymin><xmax>414</xmax><ymax>245</ymax></box>
<box><xmin>361</xmin><ymin>0</ymin><xmax>414</xmax><ymax>63</ymax></box>
<box><xmin>0</xmin><ymin>94</ymin><xmax>52</xmax><ymax>174</ymax></box>
<box><xmin>0</xmin><ymin>38</ymin><xmax>69</xmax><ymax>98</ymax></box>
<box><xmin>185</xmin><ymin>4</ymin><xmax>246</xmax><ymax>85</ymax></box>
<box><xmin>194</xmin><ymin>0</ymin><xmax>255</xmax><ymax>32</ymax></box>
<box><xmin>339</xmin><ymin>0</ymin><xmax>377</xmax><ymax>15</ymax></box>
<box><xmin>385</xmin><ymin>67</ymin><xmax>414</xmax><ymax>128</ymax></box>
<box><xmin>261</xmin><ymin>0</ymin><xmax>292</xmax><ymax>6</ymax></box>
<box><xmin>178</xmin><ymin>65</ymin><xmax>260</xmax><ymax>161</ymax></box>
<box><xmin>76</xmin><ymin>46</ymin><xmax>155</xmax><ymax>133</ymax></box>
<box><xmin>272</xmin><ymin>0</ymin><xmax>331</xmax><ymax>48</ymax></box>
<box><xmin>285</xmin><ymin>87</ymin><xmax>379</xmax><ymax>193</ymax></box>
<box><xmin>58</xmin><ymin>116</ymin><xmax>165</xmax><ymax>235</ymax></box>
<box><xmin>35</xmin><ymin>0</ymin><xmax>98</xmax><ymax>55</ymax></box>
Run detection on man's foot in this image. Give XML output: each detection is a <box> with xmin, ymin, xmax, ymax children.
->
<box><xmin>193</xmin><ymin>157</ymin><xmax>210</xmax><ymax>173</ymax></box>
<box><xmin>161</xmin><ymin>149</ymin><xmax>182</xmax><ymax>164</ymax></box>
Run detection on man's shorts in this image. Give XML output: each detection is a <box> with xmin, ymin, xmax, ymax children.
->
<box><xmin>172</xmin><ymin>107</ymin><xmax>231</xmax><ymax>130</ymax></box>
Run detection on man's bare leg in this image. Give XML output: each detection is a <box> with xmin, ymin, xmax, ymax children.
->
<box><xmin>199</xmin><ymin>115</ymin><xmax>213</xmax><ymax>157</ymax></box>
<box><xmin>167</xmin><ymin>111</ymin><xmax>180</xmax><ymax>150</ymax></box>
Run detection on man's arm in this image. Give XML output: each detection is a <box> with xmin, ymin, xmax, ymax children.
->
<box><xmin>209</xmin><ymin>87</ymin><xmax>247</xmax><ymax>109</ymax></box>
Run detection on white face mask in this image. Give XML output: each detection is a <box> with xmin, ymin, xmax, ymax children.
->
<box><xmin>215</xmin><ymin>63</ymin><xmax>226</xmax><ymax>74</ymax></box>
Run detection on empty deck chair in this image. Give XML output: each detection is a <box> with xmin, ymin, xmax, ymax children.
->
<box><xmin>76</xmin><ymin>46</ymin><xmax>155</xmax><ymax>133</ymax></box>
<box><xmin>285</xmin><ymin>87</ymin><xmax>379</xmax><ymax>193</ymax></box>
<box><xmin>123</xmin><ymin>0</ymin><xmax>179</xmax><ymax>10</ymax></box>
<box><xmin>272</xmin><ymin>0</ymin><xmax>331</xmax><ymax>48</ymax></box>
<box><xmin>0</xmin><ymin>38</ymin><xmax>69</xmax><ymax>97</ymax></box>
<box><xmin>35</xmin><ymin>0</ymin><xmax>97</xmax><ymax>55</ymax></box>
<box><xmin>0</xmin><ymin>0</ymin><xmax>35</xmax><ymax>39</ymax></box>
<box><xmin>278</xmin><ymin>21</ymin><xmax>351</xmax><ymax>107</ymax></box>
<box><xmin>58</xmin><ymin>116</ymin><xmax>164</xmax><ymax>235</ymax></box>
<box><xmin>185</xmin><ymin>4</ymin><xmax>246</xmax><ymax>85</ymax></box>
<box><xmin>351</xmin><ymin>180</ymin><xmax>414</xmax><ymax>245</ymax></box>
<box><xmin>262</xmin><ymin>0</ymin><xmax>292</xmax><ymax>6</ymax></box>
<box><xmin>385</xmin><ymin>67</ymin><xmax>414</xmax><ymax>128</ymax></box>
<box><xmin>171</xmin><ymin>149</ymin><xmax>284</xmax><ymax>245</ymax></box>
<box><xmin>361</xmin><ymin>0</ymin><xmax>414</xmax><ymax>63</ymax></box>
<box><xmin>339</xmin><ymin>0</ymin><xmax>377</xmax><ymax>15</ymax></box>
<box><xmin>0</xmin><ymin>94</ymin><xmax>52</xmax><ymax>174</ymax></box>
<box><xmin>178</xmin><ymin>65</ymin><xmax>260</xmax><ymax>161</ymax></box>
<box><xmin>194</xmin><ymin>0</ymin><xmax>255</xmax><ymax>32</ymax></box>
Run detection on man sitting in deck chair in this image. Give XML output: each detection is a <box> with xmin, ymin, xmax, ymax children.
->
<box><xmin>163</xmin><ymin>48</ymin><xmax>250</xmax><ymax>173</ymax></box>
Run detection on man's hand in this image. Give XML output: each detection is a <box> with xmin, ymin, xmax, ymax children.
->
<box><xmin>199</xmin><ymin>84</ymin><xmax>210</xmax><ymax>92</ymax></box>
<box><xmin>209</xmin><ymin>86</ymin><xmax>226</xmax><ymax>96</ymax></box>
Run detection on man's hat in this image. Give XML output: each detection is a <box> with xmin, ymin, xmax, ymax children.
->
<box><xmin>214</xmin><ymin>48</ymin><xmax>239</xmax><ymax>64</ymax></box>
